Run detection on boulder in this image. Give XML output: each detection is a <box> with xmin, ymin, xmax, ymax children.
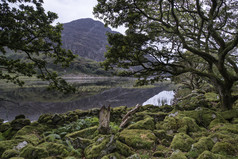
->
<box><xmin>119</xmin><ymin>129</ymin><xmax>156</xmax><ymax>149</ymax></box>
<box><xmin>170</xmin><ymin>133</ymin><xmax>194</xmax><ymax>152</ymax></box>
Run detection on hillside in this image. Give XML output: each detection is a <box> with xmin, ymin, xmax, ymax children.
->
<box><xmin>62</xmin><ymin>18</ymin><xmax>118</xmax><ymax>62</ymax></box>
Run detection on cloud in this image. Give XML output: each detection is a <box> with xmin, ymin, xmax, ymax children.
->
<box><xmin>43</xmin><ymin>0</ymin><xmax>126</xmax><ymax>34</ymax></box>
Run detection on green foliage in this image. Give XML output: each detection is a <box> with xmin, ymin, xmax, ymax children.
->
<box><xmin>0</xmin><ymin>0</ymin><xmax>76</xmax><ymax>93</ymax></box>
<box><xmin>94</xmin><ymin>0</ymin><xmax>238</xmax><ymax>110</ymax></box>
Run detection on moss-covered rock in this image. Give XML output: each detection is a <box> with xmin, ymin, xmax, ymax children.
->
<box><xmin>101</xmin><ymin>152</ymin><xmax>125</xmax><ymax>159</ymax></box>
<box><xmin>127</xmin><ymin>116</ymin><xmax>155</xmax><ymax>130</ymax></box>
<box><xmin>119</xmin><ymin>129</ymin><xmax>156</xmax><ymax>149</ymax></box>
<box><xmin>0</xmin><ymin>122</ymin><xmax>10</xmax><ymax>133</ymax></box>
<box><xmin>65</xmin><ymin>126</ymin><xmax>98</xmax><ymax>139</ymax></box>
<box><xmin>169</xmin><ymin>150</ymin><xmax>187</xmax><ymax>159</ymax></box>
<box><xmin>38</xmin><ymin>114</ymin><xmax>53</xmax><ymax>124</ymax></box>
<box><xmin>2</xmin><ymin>128</ymin><xmax>17</xmax><ymax>140</ymax></box>
<box><xmin>180</xmin><ymin>108</ymin><xmax>216</xmax><ymax>127</ymax></box>
<box><xmin>1</xmin><ymin>149</ymin><xmax>19</xmax><ymax>159</ymax></box>
<box><xmin>68</xmin><ymin>137</ymin><xmax>93</xmax><ymax>149</ymax></box>
<box><xmin>52</xmin><ymin>113</ymin><xmax>65</xmax><ymax>125</ymax></box>
<box><xmin>84</xmin><ymin>135</ymin><xmax>114</xmax><ymax>159</ymax></box>
<box><xmin>189</xmin><ymin>137</ymin><xmax>214</xmax><ymax>158</ymax></box>
<box><xmin>197</xmin><ymin>150</ymin><xmax>227</xmax><ymax>159</ymax></box>
<box><xmin>221</xmin><ymin>109</ymin><xmax>238</xmax><ymax>120</ymax></box>
<box><xmin>170</xmin><ymin>133</ymin><xmax>194</xmax><ymax>152</ymax></box>
<box><xmin>153</xmin><ymin>129</ymin><xmax>173</xmax><ymax>141</ymax></box>
<box><xmin>111</xmin><ymin>106</ymin><xmax>127</xmax><ymax>123</ymax></box>
<box><xmin>211</xmin><ymin>142</ymin><xmax>236</xmax><ymax>156</ymax></box>
<box><xmin>178</xmin><ymin>117</ymin><xmax>200</xmax><ymax>133</ymax></box>
<box><xmin>0</xmin><ymin>139</ymin><xmax>22</xmax><ymax>156</ymax></box>
<box><xmin>204</xmin><ymin>92</ymin><xmax>219</xmax><ymax>102</ymax></box>
<box><xmin>66</xmin><ymin>111</ymin><xmax>79</xmax><ymax>122</ymax></box>
<box><xmin>38</xmin><ymin>142</ymin><xmax>69</xmax><ymax>157</ymax></box>
<box><xmin>116</xmin><ymin>140</ymin><xmax>134</xmax><ymax>157</ymax></box>
<box><xmin>20</xmin><ymin>144</ymin><xmax>49</xmax><ymax>159</ymax></box>
<box><xmin>163</xmin><ymin>116</ymin><xmax>179</xmax><ymax>132</ymax></box>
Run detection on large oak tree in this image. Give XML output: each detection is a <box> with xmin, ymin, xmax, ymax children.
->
<box><xmin>0</xmin><ymin>0</ymin><xmax>75</xmax><ymax>93</ymax></box>
<box><xmin>94</xmin><ymin>0</ymin><xmax>238</xmax><ymax>109</ymax></box>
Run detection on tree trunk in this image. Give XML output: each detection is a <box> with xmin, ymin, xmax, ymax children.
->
<box><xmin>218</xmin><ymin>87</ymin><xmax>233</xmax><ymax>110</ymax></box>
<box><xmin>98</xmin><ymin>106</ymin><xmax>111</xmax><ymax>134</ymax></box>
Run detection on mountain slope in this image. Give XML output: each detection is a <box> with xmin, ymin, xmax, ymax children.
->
<box><xmin>62</xmin><ymin>18</ymin><xmax>117</xmax><ymax>62</ymax></box>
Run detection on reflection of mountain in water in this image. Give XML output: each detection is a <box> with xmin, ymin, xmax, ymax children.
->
<box><xmin>143</xmin><ymin>91</ymin><xmax>175</xmax><ymax>106</ymax></box>
<box><xmin>0</xmin><ymin>85</ymin><xmax>172</xmax><ymax>121</ymax></box>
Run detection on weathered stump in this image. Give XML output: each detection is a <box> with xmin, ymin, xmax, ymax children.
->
<box><xmin>98</xmin><ymin>106</ymin><xmax>111</xmax><ymax>134</ymax></box>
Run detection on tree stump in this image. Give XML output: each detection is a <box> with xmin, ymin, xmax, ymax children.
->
<box><xmin>98</xmin><ymin>106</ymin><xmax>111</xmax><ymax>134</ymax></box>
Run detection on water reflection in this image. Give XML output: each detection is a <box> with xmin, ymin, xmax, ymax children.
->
<box><xmin>143</xmin><ymin>91</ymin><xmax>175</xmax><ymax>106</ymax></box>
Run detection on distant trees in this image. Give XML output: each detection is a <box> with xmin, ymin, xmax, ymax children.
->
<box><xmin>0</xmin><ymin>0</ymin><xmax>75</xmax><ymax>93</ymax></box>
<box><xmin>94</xmin><ymin>0</ymin><xmax>238</xmax><ymax>110</ymax></box>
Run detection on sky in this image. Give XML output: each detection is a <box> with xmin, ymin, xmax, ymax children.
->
<box><xmin>43</xmin><ymin>0</ymin><xmax>126</xmax><ymax>34</ymax></box>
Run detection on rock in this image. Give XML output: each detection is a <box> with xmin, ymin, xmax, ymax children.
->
<box><xmin>20</xmin><ymin>144</ymin><xmax>49</xmax><ymax>159</ymax></box>
<box><xmin>1</xmin><ymin>149</ymin><xmax>19</xmax><ymax>159</ymax></box>
<box><xmin>38</xmin><ymin>114</ymin><xmax>53</xmax><ymax>124</ymax></box>
<box><xmin>221</xmin><ymin>109</ymin><xmax>238</xmax><ymax>120</ymax></box>
<box><xmin>197</xmin><ymin>151</ymin><xmax>220</xmax><ymax>159</ymax></box>
<box><xmin>0</xmin><ymin>122</ymin><xmax>10</xmax><ymax>132</ymax></box>
<box><xmin>37</xmin><ymin>142</ymin><xmax>69</xmax><ymax>157</ymax></box>
<box><xmin>170</xmin><ymin>133</ymin><xmax>194</xmax><ymax>152</ymax></box>
<box><xmin>65</xmin><ymin>126</ymin><xmax>98</xmax><ymax>139</ymax></box>
<box><xmin>127</xmin><ymin>116</ymin><xmax>155</xmax><ymax>130</ymax></box>
<box><xmin>169</xmin><ymin>150</ymin><xmax>187</xmax><ymax>159</ymax></box>
<box><xmin>119</xmin><ymin>129</ymin><xmax>156</xmax><ymax>149</ymax></box>
<box><xmin>69</xmin><ymin>137</ymin><xmax>93</xmax><ymax>149</ymax></box>
<box><xmin>178</xmin><ymin>117</ymin><xmax>200</xmax><ymax>133</ymax></box>
<box><xmin>189</xmin><ymin>137</ymin><xmax>214</xmax><ymax>158</ymax></box>
<box><xmin>0</xmin><ymin>139</ymin><xmax>23</xmax><ymax>156</ymax></box>
<box><xmin>211</xmin><ymin>142</ymin><xmax>236</xmax><ymax>156</ymax></box>
<box><xmin>153</xmin><ymin>130</ymin><xmax>173</xmax><ymax>142</ymax></box>
<box><xmin>66</xmin><ymin>111</ymin><xmax>78</xmax><ymax>122</ymax></box>
<box><xmin>116</xmin><ymin>140</ymin><xmax>134</xmax><ymax>157</ymax></box>
<box><xmin>52</xmin><ymin>114</ymin><xmax>65</xmax><ymax>125</ymax></box>
<box><xmin>101</xmin><ymin>152</ymin><xmax>125</xmax><ymax>159</ymax></box>
<box><xmin>15</xmin><ymin>141</ymin><xmax>28</xmax><ymax>150</ymax></box>
<box><xmin>84</xmin><ymin>135</ymin><xmax>116</xmax><ymax>158</ymax></box>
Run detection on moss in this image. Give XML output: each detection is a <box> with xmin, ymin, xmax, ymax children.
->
<box><xmin>169</xmin><ymin>150</ymin><xmax>187</xmax><ymax>159</ymax></box>
<box><xmin>111</xmin><ymin>106</ymin><xmax>127</xmax><ymax>123</ymax></box>
<box><xmin>0</xmin><ymin>122</ymin><xmax>10</xmax><ymax>132</ymax></box>
<box><xmin>38</xmin><ymin>114</ymin><xmax>53</xmax><ymax>124</ymax></box>
<box><xmin>127</xmin><ymin>116</ymin><xmax>155</xmax><ymax>130</ymax></box>
<box><xmin>1</xmin><ymin>149</ymin><xmax>19</xmax><ymax>159</ymax></box>
<box><xmin>211</xmin><ymin>142</ymin><xmax>236</xmax><ymax>156</ymax></box>
<box><xmin>66</xmin><ymin>111</ymin><xmax>79</xmax><ymax>122</ymax></box>
<box><xmin>170</xmin><ymin>133</ymin><xmax>194</xmax><ymax>152</ymax></box>
<box><xmin>204</xmin><ymin>92</ymin><xmax>219</xmax><ymax>102</ymax></box>
<box><xmin>10</xmin><ymin>118</ymin><xmax>31</xmax><ymax>130</ymax></box>
<box><xmin>68</xmin><ymin>148</ymin><xmax>83</xmax><ymax>158</ymax></box>
<box><xmin>189</xmin><ymin>137</ymin><xmax>214</xmax><ymax>158</ymax></box>
<box><xmin>179</xmin><ymin>117</ymin><xmax>200</xmax><ymax>133</ymax></box>
<box><xmin>20</xmin><ymin>144</ymin><xmax>49</xmax><ymax>159</ymax></box>
<box><xmin>153</xmin><ymin>151</ymin><xmax>166</xmax><ymax>157</ymax></box>
<box><xmin>38</xmin><ymin>142</ymin><xmax>69</xmax><ymax>157</ymax></box>
<box><xmin>119</xmin><ymin>129</ymin><xmax>156</xmax><ymax>149</ymax></box>
<box><xmin>101</xmin><ymin>152</ymin><xmax>125</xmax><ymax>159</ymax></box>
<box><xmin>65</xmin><ymin>126</ymin><xmax>98</xmax><ymax>139</ymax></box>
<box><xmin>221</xmin><ymin>109</ymin><xmax>238</xmax><ymax>120</ymax></box>
<box><xmin>84</xmin><ymin>135</ymin><xmax>111</xmax><ymax>158</ymax></box>
<box><xmin>209</xmin><ymin>118</ymin><xmax>228</xmax><ymax>129</ymax></box>
<box><xmin>180</xmin><ymin>108</ymin><xmax>217</xmax><ymax>127</ymax></box>
<box><xmin>14</xmin><ymin>134</ymin><xmax>40</xmax><ymax>145</ymax></box>
<box><xmin>153</xmin><ymin>130</ymin><xmax>173</xmax><ymax>141</ymax></box>
<box><xmin>0</xmin><ymin>139</ymin><xmax>22</xmax><ymax>156</ymax></box>
<box><xmin>197</xmin><ymin>150</ymin><xmax>217</xmax><ymax>159</ymax></box>
<box><xmin>68</xmin><ymin>137</ymin><xmax>93</xmax><ymax>149</ymax></box>
<box><xmin>2</xmin><ymin>128</ymin><xmax>17</xmax><ymax>140</ymax></box>
<box><xmin>163</xmin><ymin>116</ymin><xmax>179</xmax><ymax>131</ymax></box>
<box><xmin>116</xmin><ymin>140</ymin><xmax>134</xmax><ymax>157</ymax></box>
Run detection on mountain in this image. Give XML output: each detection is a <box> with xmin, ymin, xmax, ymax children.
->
<box><xmin>61</xmin><ymin>18</ymin><xmax>118</xmax><ymax>62</ymax></box>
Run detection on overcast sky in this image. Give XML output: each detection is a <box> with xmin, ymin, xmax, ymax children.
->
<box><xmin>43</xmin><ymin>0</ymin><xmax>126</xmax><ymax>33</ymax></box>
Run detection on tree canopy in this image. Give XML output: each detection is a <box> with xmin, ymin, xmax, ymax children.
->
<box><xmin>0</xmin><ymin>0</ymin><xmax>76</xmax><ymax>93</ymax></box>
<box><xmin>94</xmin><ymin>0</ymin><xmax>238</xmax><ymax>109</ymax></box>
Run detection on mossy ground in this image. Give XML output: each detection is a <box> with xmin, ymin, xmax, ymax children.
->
<box><xmin>0</xmin><ymin>102</ymin><xmax>238</xmax><ymax>158</ymax></box>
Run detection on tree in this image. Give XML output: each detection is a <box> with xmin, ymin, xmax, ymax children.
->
<box><xmin>94</xmin><ymin>0</ymin><xmax>238</xmax><ymax>110</ymax></box>
<box><xmin>0</xmin><ymin>0</ymin><xmax>76</xmax><ymax>93</ymax></box>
